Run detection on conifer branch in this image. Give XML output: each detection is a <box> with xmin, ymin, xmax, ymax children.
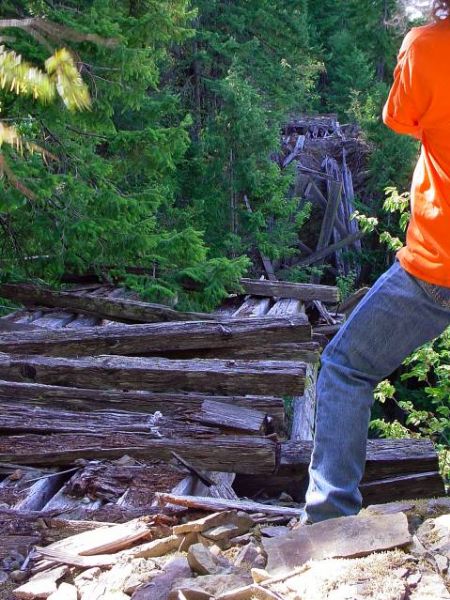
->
<box><xmin>0</xmin><ymin>18</ymin><xmax>119</xmax><ymax>49</ymax></box>
<box><xmin>0</xmin><ymin>153</ymin><xmax>37</xmax><ymax>201</ymax></box>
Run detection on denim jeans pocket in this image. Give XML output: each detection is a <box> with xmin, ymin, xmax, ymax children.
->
<box><xmin>414</xmin><ymin>277</ymin><xmax>450</xmax><ymax>309</ymax></box>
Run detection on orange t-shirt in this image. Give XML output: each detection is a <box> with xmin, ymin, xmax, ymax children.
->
<box><xmin>383</xmin><ymin>18</ymin><xmax>450</xmax><ymax>286</ymax></box>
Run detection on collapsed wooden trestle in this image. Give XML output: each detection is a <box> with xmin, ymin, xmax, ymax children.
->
<box><xmin>0</xmin><ymin>280</ymin><xmax>444</xmax><ymax>531</ymax></box>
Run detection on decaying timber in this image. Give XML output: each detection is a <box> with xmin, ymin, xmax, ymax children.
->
<box><xmin>0</xmin><ymin>315</ymin><xmax>311</xmax><ymax>356</ymax></box>
<box><xmin>0</xmin><ymin>432</ymin><xmax>277</xmax><ymax>474</ymax></box>
<box><xmin>0</xmin><ymin>282</ymin><xmax>216</xmax><ymax>323</ymax></box>
<box><xmin>240</xmin><ymin>278</ymin><xmax>339</xmax><ymax>303</ymax></box>
<box><xmin>0</xmin><ymin>353</ymin><xmax>307</xmax><ymax>396</ymax></box>
<box><xmin>0</xmin><ymin>380</ymin><xmax>286</xmax><ymax>433</ymax></box>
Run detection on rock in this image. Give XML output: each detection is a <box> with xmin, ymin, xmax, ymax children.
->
<box><xmin>263</xmin><ymin>512</ymin><xmax>411</xmax><ymax>576</ymax></box>
<box><xmin>202</xmin><ymin>524</ymin><xmax>241</xmax><ymax>541</ymax></box>
<box><xmin>408</xmin><ymin>534</ymin><xmax>429</xmax><ymax>558</ymax></box>
<box><xmin>365</xmin><ymin>501</ymin><xmax>416</xmax><ymax>516</ymax></box>
<box><xmin>187</xmin><ymin>543</ymin><xmax>221</xmax><ymax>575</ymax></box>
<box><xmin>74</xmin><ymin>567</ymin><xmax>103</xmax><ymax>595</ymax></box>
<box><xmin>129</xmin><ymin>534</ymin><xmax>182</xmax><ymax>559</ymax></box>
<box><xmin>168</xmin><ymin>583</ymin><xmax>212</xmax><ymax>600</ymax></box>
<box><xmin>131</xmin><ymin>557</ymin><xmax>191</xmax><ymax>600</ymax></box>
<box><xmin>407</xmin><ymin>571</ymin><xmax>422</xmax><ymax>587</ymax></box>
<box><xmin>434</xmin><ymin>553</ymin><xmax>449</xmax><ymax>575</ymax></box>
<box><xmin>178</xmin><ymin>532</ymin><xmax>199</xmax><ymax>552</ymax></box>
<box><xmin>170</xmin><ymin>572</ymin><xmax>252</xmax><ymax>599</ymax></box>
<box><xmin>251</xmin><ymin>568</ymin><xmax>270</xmax><ymax>584</ymax></box>
<box><xmin>417</xmin><ymin>514</ymin><xmax>450</xmax><ymax>559</ymax></box>
<box><xmin>409</xmin><ymin>571</ymin><xmax>450</xmax><ymax>599</ymax></box>
<box><xmin>47</xmin><ymin>583</ymin><xmax>78</xmax><ymax>600</ymax></box>
<box><xmin>267</xmin><ymin>551</ymin><xmax>410</xmax><ymax>600</ymax></box>
<box><xmin>228</xmin><ymin>533</ymin><xmax>253</xmax><ymax>546</ymax></box>
<box><xmin>13</xmin><ymin>565</ymin><xmax>68</xmax><ymax>599</ymax></box>
<box><xmin>260</xmin><ymin>526</ymin><xmax>290</xmax><ymax>538</ymax></box>
<box><xmin>9</xmin><ymin>570</ymin><xmax>27</xmax><ymax>583</ymax></box>
<box><xmin>234</xmin><ymin>542</ymin><xmax>264</xmax><ymax>569</ymax></box>
<box><xmin>0</xmin><ymin>570</ymin><xmax>9</xmax><ymax>585</ymax></box>
<box><xmin>173</xmin><ymin>512</ymin><xmax>235</xmax><ymax>535</ymax></box>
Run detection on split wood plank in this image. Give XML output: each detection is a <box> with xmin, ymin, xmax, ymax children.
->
<box><xmin>0</xmin><ymin>283</ymin><xmax>216</xmax><ymax>323</ymax></box>
<box><xmin>156</xmin><ymin>493</ymin><xmax>302</xmax><ymax>516</ymax></box>
<box><xmin>0</xmin><ymin>380</ymin><xmax>286</xmax><ymax>432</ymax></box>
<box><xmin>232</xmin><ymin>296</ymin><xmax>272</xmax><ymax>318</ymax></box>
<box><xmin>0</xmin><ymin>433</ymin><xmax>277</xmax><ymax>474</ymax></box>
<box><xmin>0</xmin><ymin>315</ymin><xmax>311</xmax><ymax>356</ymax></box>
<box><xmin>189</xmin><ymin>399</ymin><xmax>269</xmax><ymax>434</ymax></box>
<box><xmin>0</xmin><ymin>354</ymin><xmax>307</xmax><ymax>396</ymax></box>
<box><xmin>240</xmin><ymin>279</ymin><xmax>339</xmax><ymax>303</ymax></box>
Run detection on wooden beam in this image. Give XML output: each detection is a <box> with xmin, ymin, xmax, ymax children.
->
<box><xmin>295</xmin><ymin>232</ymin><xmax>365</xmax><ymax>268</ymax></box>
<box><xmin>0</xmin><ymin>400</ymin><xmax>269</xmax><ymax>436</ymax></box>
<box><xmin>361</xmin><ymin>471</ymin><xmax>445</xmax><ymax>506</ymax></box>
<box><xmin>0</xmin><ymin>433</ymin><xmax>277</xmax><ymax>474</ymax></box>
<box><xmin>0</xmin><ymin>315</ymin><xmax>311</xmax><ymax>357</ymax></box>
<box><xmin>240</xmin><ymin>279</ymin><xmax>339</xmax><ymax>303</ymax></box>
<box><xmin>278</xmin><ymin>439</ymin><xmax>441</xmax><ymax>479</ymax></box>
<box><xmin>0</xmin><ymin>354</ymin><xmax>307</xmax><ymax>396</ymax></box>
<box><xmin>0</xmin><ymin>381</ymin><xmax>286</xmax><ymax>432</ymax></box>
<box><xmin>0</xmin><ymin>283</ymin><xmax>216</xmax><ymax>323</ymax></box>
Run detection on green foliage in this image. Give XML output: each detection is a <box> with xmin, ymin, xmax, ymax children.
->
<box><xmin>173</xmin><ymin>0</ymin><xmax>319</xmax><ymax>265</ymax></box>
<box><xmin>367</xmin><ymin>187</ymin><xmax>450</xmax><ymax>483</ymax></box>
<box><xmin>0</xmin><ymin>0</ymin><xmax>250</xmax><ymax>310</ymax></box>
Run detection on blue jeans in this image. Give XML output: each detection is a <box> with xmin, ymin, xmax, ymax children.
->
<box><xmin>304</xmin><ymin>259</ymin><xmax>450</xmax><ymax>523</ymax></box>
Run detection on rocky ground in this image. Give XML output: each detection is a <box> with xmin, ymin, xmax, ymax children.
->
<box><xmin>1</xmin><ymin>497</ymin><xmax>450</xmax><ymax>600</ymax></box>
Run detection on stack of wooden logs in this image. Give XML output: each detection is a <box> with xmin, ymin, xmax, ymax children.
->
<box><xmin>0</xmin><ymin>279</ymin><xmax>445</xmax><ymax>528</ymax></box>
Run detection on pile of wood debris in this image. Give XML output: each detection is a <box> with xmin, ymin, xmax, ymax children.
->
<box><xmin>0</xmin><ymin>277</ymin><xmax>446</xmax><ymax>599</ymax></box>
<box><xmin>275</xmin><ymin>114</ymin><xmax>369</xmax><ymax>281</ymax></box>
<box><xmin>4</xmin><ymin>496</ymin><xmax>450</xmax><ymax>599</ymax></box>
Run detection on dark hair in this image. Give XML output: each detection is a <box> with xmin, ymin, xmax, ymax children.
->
<box><xmin>433</xmin><ymin>0</ymin><xmax>450</xmax><ymax>19</ymax></box>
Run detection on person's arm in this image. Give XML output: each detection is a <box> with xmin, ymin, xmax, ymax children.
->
<box><xmin>383</xmin><ymin>32</ymin><xmax>430</xmax><ymax>140</ymax></box>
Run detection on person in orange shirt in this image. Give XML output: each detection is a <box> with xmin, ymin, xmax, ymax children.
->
<box><xmin>302</xmin><ymin>1</ymin><xmax>450</xmax><ymax>524</ymax></box>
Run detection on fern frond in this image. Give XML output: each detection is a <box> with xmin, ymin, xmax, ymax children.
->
<box><xmin>45</xmin><ymin>48</ymin><xmax>91</xmax><ymax>111</ymax></box>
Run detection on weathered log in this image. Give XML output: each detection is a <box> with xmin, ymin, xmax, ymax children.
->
<box><xmin>0</xmin><ymin>283</ymin><xmax>216</xmax><ymax>323</ymax></box>
<box><xmin>0</xmin><ymin>354</ymin><xmax>306</xmax><ymax>396</ymax></box>
<box><xmin>0</xmin><ymin>381</ymin><xmax>286</xmax><ymax>432</ymax></box>
<box><xmin>360</xmin><ymin>471</ymin><xmax>446</xmax><ymax>506</ymax></box>
<box><xmin>0</xmin><ymin>432</ymin><xmax>277</xmax><ymax>474</ymax></box>
<box><xmin>0</xmin><ymin>402</ymin><xmax>224</xmax><ymax>436</ymax></box>
<box><xmin>278</xmin><ymin>439</ymin><xmax>442</xmax><ymax>479</ymax></box>
<box><xmin>240</xmin><ymin>279</ymin><xmax>339</xmax><ymax>303</ymax></box>
<box><xmin>0</xmin><ymin>315</ymin><xmax>311</xmax><ymax>357</ymax></box>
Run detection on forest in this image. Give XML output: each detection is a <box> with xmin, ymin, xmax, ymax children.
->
<box><xmin>0</xmin><ymin>0</ymin><xmax>448</xmax><ymax>483</ymax></box>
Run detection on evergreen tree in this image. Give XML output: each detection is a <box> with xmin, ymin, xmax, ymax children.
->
<box><xmin>0</xmin><ymin>1</ymin><xmax>248</xmax><ymax>310</ymax></box>
<box><xmin>171</xmin><ymin>0</ymin><xmax>318</xmax><ymax>268</ymax></box>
